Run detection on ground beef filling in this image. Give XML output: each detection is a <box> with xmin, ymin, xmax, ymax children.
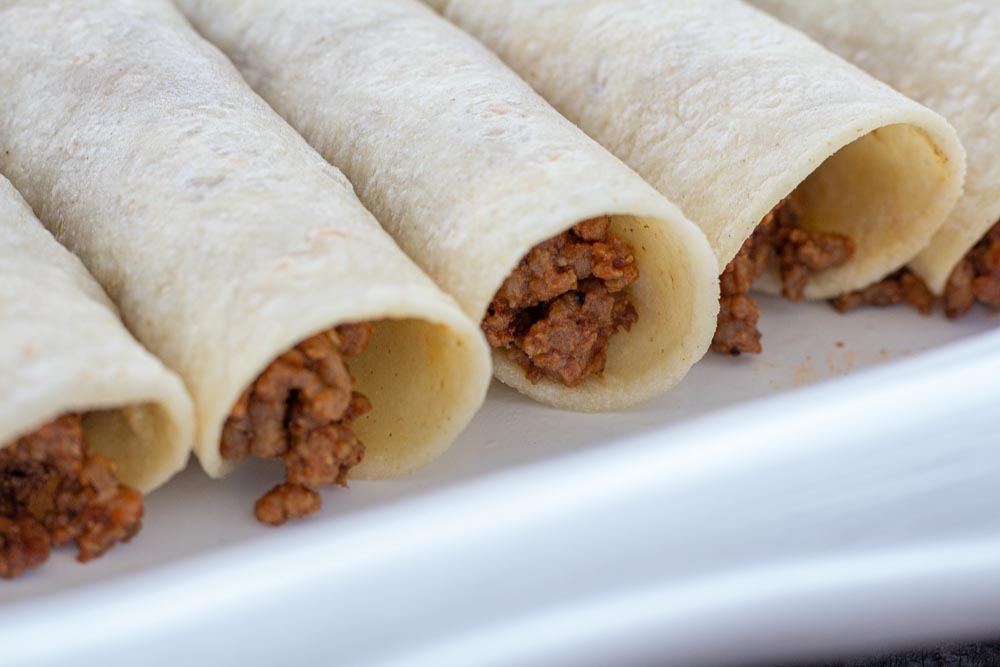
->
<box><xmin>713</xmin><ymin>197</ymin><xmax>856</xmax><ymax>356</ymax></box>
<box><xmin>220</xmin><ymin>324</ymin><xmax>372</xmax><ymax>526</ymax></box>
<box><xmin>832</xmin><ymin>221</ymin><xmax>1000</xmax><ymax>319</ymax></box>
<box><xmin>481</xmin><ymin>216</ymin><xmax>639</xmax><ymax>387</ymax></box>
<box><xmin>0</xmin><ymin>414</ymin><xmax>143</xmax><ymax>579</ymax></box>
<box><xmin>830</xmin><ymin>269</ymin><xmax>935</xmax><ymax>315</ymax></box>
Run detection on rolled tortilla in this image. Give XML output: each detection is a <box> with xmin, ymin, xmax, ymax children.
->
<box><xmin>0</xmin><ymin>0</ymin><xmax>491</xmax><ymax>519</ymax></box>
<box><xmin>750</xmin><ymin>0</ymin><xmax>1000</xmax><ymax>297</ymax></box>
<box><xmin>0</xmin><ymin>176</ymin><xmax>193</xmax><ymax>493</ymax></box>
<box><xmin>427</xmin><ymin>0</ymin><xmax>966</xmax><ymax>303</ymax></box>
<box><xmin>1</xmin><ymin>175</ymin><xmax>194</xmax><ymax>576</ymax></box>
<box><xmin>176</xmin><ymin>0</ymin><xmax>720</xmax><ymax>412</ymax></box>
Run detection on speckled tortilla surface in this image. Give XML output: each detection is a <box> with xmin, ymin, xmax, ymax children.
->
<box><xmin>0</xmin><ymin>0</ymin><xmax>491</xmax><ymax>479</ymax></box>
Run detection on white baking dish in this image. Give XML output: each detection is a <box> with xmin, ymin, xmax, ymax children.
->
<box><xmin>2</xmin><ymin>297</ymin><xmax>999</xmax><ymax>666</ymax></box>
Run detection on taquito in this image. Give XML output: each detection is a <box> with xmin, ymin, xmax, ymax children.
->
<box><xmin>427</xmin><ymin>0</ymin><xmax>966</xmax><ymax>354</ymax></box>
<box><xmin>177</xmin><ymin>0</ymin><xmax>720</xmax><ymax>411</ymax></box>
<box><xmin>0</xmin><ymin>0</ymin><xmax>491</xmax><ymax>525</ymax></box>
<box><xmin>0</xmin><ymin>175</ymin><xmax>193</xmax><ymax>578</ymax></box>
<box><xmin>751</xmin><ymin>0</ymin><xmax>1000</xmax><ymax>317</ymax></box>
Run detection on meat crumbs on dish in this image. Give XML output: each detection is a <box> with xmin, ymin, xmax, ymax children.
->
<box><xmin>833</xmin><ymin>221</ymin><xmax>1000</xmax><ymax>318</ymax></box>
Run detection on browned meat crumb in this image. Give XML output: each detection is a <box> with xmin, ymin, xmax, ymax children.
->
<box><xmin>482</xmin><ymin>216</ymin><xmax>639</xmax><ymax>386</ymax></box>
<box><xmin>220</xmin><ymin>324</ymin><xmax>372</xmax><ymax>526</ymax></box>
<box><xmin>831</xmin><ymin>269</ymin><xmax>935</xmax><ymax>315</ymax></box>
<box><xmin>831</xmin><ymin>221</ymin><xmax>1000</xmax><ymax>319</ymax></box>
<box><xmin>0</xmin><ymin>516</ymin><xmax>48</xmax><ymax>580</ymax></box>
<box><xmin>0</xmin><ymin>414</ymin><xmax>143</xmax><ymax>579</ymax></box>
<box><xmin>943</xmin><ymin>258</ymin><xmax>977</xmax><ymax>317</ymax></box>
<box><xmin>712</xmin><ymin>196</ymin><xmax>855</xmax><ymax>355</ymax></box>
<box><xmin>945</xmin><ymin>221</ymin><xmax>1000</xmax><ymax>318</ymax></box>
<box><xmin>712</xmin><ymin>233</ymin><xmax>770</xmax><ymax>356</ymax></box>
<box><xmin>254</xmin><ymin>483</ymin><xmax>321</xmax><ymax>527</ymax></box>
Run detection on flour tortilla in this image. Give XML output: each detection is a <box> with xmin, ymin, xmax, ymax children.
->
<box><xmin>0</xmin><ymin>176</ymin><xmax>193</xmax><ymax>493</ymax></box>
<box><xmin>177</xmin><ymin>0</ymin><xmax>720</xmax><ymax>412</ymax></box>
<box><xmin>429</xmin><ymin>0</ymin><xmax>966</xmax><ymax>300</ymax></box>
<box><xmin>751</xmin><ymin>0</ymin><xmax>1000</xmax><ymax>295</ymax></box>
<box><xmin>0</xmin><ymin>0</ymin><xmax>491</xmax><ymax>479</ymax></box>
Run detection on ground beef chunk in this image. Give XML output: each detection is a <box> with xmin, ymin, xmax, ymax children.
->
<box><xmin>253</xmin><ymin>482</ymin><xmax>322</xmax><ymax>527</ymax></box>
<box><xmin>831</xmin><ymin>221</ymin><xmax>1000</xmax><ymax>319</ymax></box>
<box><xmin>0</xmin><ymin>414</ymin><xmax>143</xmax><ymax>579</ymax></box>
<box><xmin>712</xmin><ymin>196</ymin><xmax>856</xmax><ymax>355</ymax></box>
<box><xmin>220</xmin><ymin>324</ymin><xmax>372</xmax><ymax>526</ymax></box>
<box><xmin>481</xmin><ymin>216</ymin><xmax>639</xmax><ymax>387</ymax></box>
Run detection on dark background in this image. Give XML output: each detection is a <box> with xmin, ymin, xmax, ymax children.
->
<box><xmin>793</xmin><ymin>642</ymin><xmax>1000</xmax><ymax>667</ymax></box>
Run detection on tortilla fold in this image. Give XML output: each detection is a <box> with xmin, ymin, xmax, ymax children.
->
<box><xmin>750</xmin><ymin>0</ymin><xmax>1000</xmax><ymax>295</ymax></box>
<box><xmin>0</xmin><ymin>176</ymin><xmax>193</xmax><ymax>493</ymax></box>
<box><xmin>0</xmin><ymin>0</ymin><xmax>491</xmax><ymax>481</ymax></box>
<box><xmin>428</xmin><ymin>0</ymin><xmax>966</xmax><ymax>300</ymax></box>
<box><xmin>177</xmin><ymin>0</ymin><xmax>721</xmax><ymax>412</ymax></box>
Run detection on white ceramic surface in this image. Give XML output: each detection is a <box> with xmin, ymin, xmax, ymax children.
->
<box><xmin>2</xmin><ymin>296</ymin><xmax>999</xmax><ymax>666</ymax></box>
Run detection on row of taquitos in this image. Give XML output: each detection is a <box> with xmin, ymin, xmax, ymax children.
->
<box><xmin>1</xmin><ymin>0</ymin><xmax>995</xmax><ymax>578</ymax></box>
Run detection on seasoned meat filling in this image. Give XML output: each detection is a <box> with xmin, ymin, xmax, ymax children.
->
<box><xmin>830</xmin><ymin>269</ymin><xmax>934</xmax><ymax>315</ymax></box>
<box><xmin>481</xmin><ymin>216</ymin><xmax>639</xmax><ymax>387</ymax></box>
<box><xmin>942</xmin><ymin>221</ymin><xmax>1000</xmax><ymax>317</ymax></box>
<box><xmin>713</xmin><ymin>196</ymin><xmax>855</xmax><ymax>355</ymax></box>
<box><xmin>221</xmin><ymin>324</ymin><xmax>372</xmax><ymax>526</ymax></box>
<box><xmin>832</xmin><ymin>221</ymin><xmax>1000</xmax><ymax>318</ymax></box>
<box><xmin>713</xmin><ymin>230</ymin><xmax>771</xmax><ymax>356</ymax></box>
<box><xmin>1</xmin><ymin>414</ymin><xmax>143</xmax><ymax>579</ymax></box>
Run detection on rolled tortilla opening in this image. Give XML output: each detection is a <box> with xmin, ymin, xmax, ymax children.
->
<box><xmin>486</xmin><ymin>212</ymin><xmax>711</xmax><ymax>411</ymax></box>
<box><xmin>8</xmin><ymin>386</ymin><xmax>192</xmax><ymax>496</ymax></box>
<box><xmin>218</xmin><ymin>314</ymin><xmax>489</xmax><ymax>523</ymax></box>
<box><xmin>427</xmin><ymin>0</ymin><xmax>965</xmax><ymax>355</ymax></box>
<box><xmin>712</xmin><ymin>122</ymin><xmax>959</xmax><ymax>354</ymax></box>
<box><xmin>1</xmin><ymin>176</ymin><xmax>194</xmax><ymax>579</ymax></box>
<box><xmin>176</xmin><ymin>0</ymin><xmax>720</xmax><ymax>412</ymax></box>
<box><xmin>749</xmin><ymin>123</ymin><xmax>960</xmax><ymax>300</ymax></box>
<box><xmin>748</xmin><ymin>0</ymin><xmax>1000</xmax><ymax>317</ymax></box>
<box><xmin>198</xmin><ymin>304</ymin><xmax>490</xmax><ymax>525</ymax></box>
<box><xmin>199</xmin><ymin>313</ymin><xmax>489</xmax><ymax>481</ymax></box>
